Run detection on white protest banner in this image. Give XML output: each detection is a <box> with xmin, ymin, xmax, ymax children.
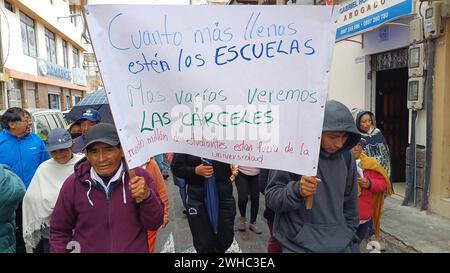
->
<box><xmin>85</xmin><ymin>5</ymin><xmax>337</xmax><ymax>175</ymax></box>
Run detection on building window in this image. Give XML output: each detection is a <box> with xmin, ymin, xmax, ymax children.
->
<box><xmin>73</xmin><ymin>96</ymin><xmax>82</xmax><ymax>105</ymax></box>
<box><xmin>69</xmin><ymin>5</ymin><xmax>77</xmax><ymax>26</ymax></box>
<box><xmin>72</xmin><ymin>47</ymin><xmax>79</xmax><ymax>68</ymax></box>
<box><xmin>26</xmin><ymin>88</ymin><xmax>36</xmax><ymax>108</ymax></box>
<box><xmin>4</xmin><ymin>1</ymin><xmax>14</xmax><ymax>12</ymax></box>
<box><xmin>20</xmin><ymin>12</ymin><xmax>37</xmax><ymax>57</ymax></box>
<box><xmin>66</xmin><ymin>95</ymin><xmax>70</xmax><ymax>110</ymax></box>
<box><xmin>8</xmin><ymin>79</ymin><xmax>22</xmax><ymax>107</ymax></box>
<box><xmin>48</xmin><ymin>93</ymin><xmax>61</xmax><ymax>110</ymax></box>
<box><xmin>62</xmin><ymin>40</ymin><xmax>69</xmax><ymax>68</ymax></box>
<box><xmin>45</xmin><ymin>28</ymin><xmax>57</xmax><ymax>64</ymax></box>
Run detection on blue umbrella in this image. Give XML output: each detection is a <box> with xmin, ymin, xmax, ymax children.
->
<box><xmin>201</xmin><ymin>158</ymin><xmax>219</xmax><ymax>234</ymax></box>
<box><xmin>66</xmin><ymin>89</ymin><xmax>114</xmax><ymax>124</ymax></box>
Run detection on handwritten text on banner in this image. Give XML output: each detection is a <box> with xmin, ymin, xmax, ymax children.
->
<box><xmin>85</xmin><ymin>5</ymin><xmax>337</xmax><ymax>175</ymax></box>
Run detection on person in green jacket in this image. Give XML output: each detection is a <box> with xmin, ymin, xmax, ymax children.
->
<box><xmin>0</xmin><ymin>164</ymin><xmax>26</xmax><ymax>253</ymax></box>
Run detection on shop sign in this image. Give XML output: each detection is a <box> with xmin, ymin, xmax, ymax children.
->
<box><xmin>37</xmin><ymin>59</ymin><xmax>72</xmax><ymax>81</ymax></box>
<box><xmin>336</xmin><ymin>0</ymin><xmax>413</xmax><ymax>41</ymax></box>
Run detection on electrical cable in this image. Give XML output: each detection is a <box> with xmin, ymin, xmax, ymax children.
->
<box><xmin>0</xmin><ymin>7</ymin><xmax>11</xmax><ymax>69</ymax></box>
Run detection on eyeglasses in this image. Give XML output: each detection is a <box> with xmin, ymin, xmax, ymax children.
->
<box><xmin>16</xmin><ymin>119</ymin><xmax>31</xmax><ymax>124</ymax></box>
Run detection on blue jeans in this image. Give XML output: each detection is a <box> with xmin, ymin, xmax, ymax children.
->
<box><xmin>368</xmin><ymin>218</ymin><xmax>375</xmax><ymax>237</ymax></box>
<box><xmin>154</xmin><ymin>154</ymin><xmax>170</xmax><ymax>176</ymax></box>
<box><xmin>173</xmin><ymin>175</ymin><xmax>187</xmax><ymax>209</ymax></box>
<box><xmin>352</xmin><ymin>220</ymin><xmax>372</xmax><ymax>253</ymax></box>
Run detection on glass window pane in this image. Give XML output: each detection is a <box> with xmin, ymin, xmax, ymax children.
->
<box><xmin>21</xmin><ymin>23</ymin><xmax>29</xmax><ymax>55</ymax></box>
<box><xmin>51</xmin><ymin>40</ymin><xmax>56</xmax><ymax>63</ymax></box>
<box><xmin>72</xmin><ymin>48</ymin><xmax>79</xmax><ymax>68</ymax></box>
<box><xmin>54</xmin><ymin>114</ymin><xmax>66</xmax><ymax>128</ymax></box>
<box><xmin>48</xmin><ymin>94</ymin><xmax>60</xmax><ymax>110</ymax></box>
<box><xmin>46</xmin><ymin>113</ymin><xmax>58</xmax><ymax>129</ymax></box>
<box><xmin>27</xmin><ymin>27</ymin><xmax>37</xmax><ymax>57</ymax></box>
<box><xmin>62</xmin><ymin>40</ymin><xmax>68</xmax><ymax>68</ymax></box>
<box><xmin>35</xmin><ymin>115</ymin><xmax>51</xmax><ymax>140</ymax></box>
<box><xmin>46</xmin><ymin>36</ymin><xmax>51</xmax><ymax>61</ymax></box>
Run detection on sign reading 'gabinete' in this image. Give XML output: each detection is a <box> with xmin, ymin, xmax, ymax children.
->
<box><xmin>85</xmin><ymin>5</ymin><xmax>337</xmax><ymax>175</ymax></box>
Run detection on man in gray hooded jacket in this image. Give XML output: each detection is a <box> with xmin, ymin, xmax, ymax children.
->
<box><xmin>265</xmin><ymin>100</ymin><xmax>361</xmax><ymax>253</ymax></box>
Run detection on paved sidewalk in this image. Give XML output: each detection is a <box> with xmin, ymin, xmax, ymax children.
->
<box><xmin>380</xmin><ymin>195</ymin><xmax>450</xmax><ymax>253</ymax></box>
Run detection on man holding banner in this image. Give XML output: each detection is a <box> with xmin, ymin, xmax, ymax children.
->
<box><xmin>83</xmin><ymin>3</ymin><xmax>342</xmax><ymax>253</ymax></box>
<box><xmin>50</xmin><ymin>123</ymin><xmax>164</xmax><ymax>253</ymax></box>
<box><xmin>265</xmin><ymin>100</ymin><xmax>361</xmax><ymax>253</ymax></box>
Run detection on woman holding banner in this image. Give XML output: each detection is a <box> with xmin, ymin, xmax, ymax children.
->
<box><xmin>171</xmin><ymin>153</ymin><xmax>236</xmax><ymax>253</ymax></box>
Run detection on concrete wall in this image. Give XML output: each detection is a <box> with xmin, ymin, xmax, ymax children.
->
<box><xmin>62</xmin><ymin>88</ymin><xmax>71</xmax><ymax>110</ymax></box>
<box><xmin>0</xmin><ymin>2</ymin><xmax>38</xmax><ymax>75</ymax></box>
<box><xmin>429</xmin><ymin>19</ymin><xmax>450</xmax><ymax>219</ymax></box>
<box><xmin>1</xmin><ymin>0</ymin><xmax>84</xmax><ymax>76</ymax></box>
<box><xmin>36</xmin><ymin>83</ymin><xmax>48</xmax><ymax>108</ymax></box>
<box><xmin>328</xmin><ymin>34</ymin><xmax>368</xmax><ymax>111</ymax></box>
<box><xmin>17</xmin><ymin>0</ymin><xmax>83</xmax><ymax>45</ymax></box>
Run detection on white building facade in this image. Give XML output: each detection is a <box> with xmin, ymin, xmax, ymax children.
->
<box><xmin>328</xmin><ymin>0</ymin><xmax>450</xmax><ymax>218</ymax></box>
<box><xmin>0</xmin><ymin>0</ymin><xmax>88</xmax><ymax>111</ymax></box>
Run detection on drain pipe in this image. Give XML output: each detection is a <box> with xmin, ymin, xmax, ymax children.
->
<box><xmin>421</xmin><ymin>38</ymin><xmax>436</xmax><ymax>211</ymax></box>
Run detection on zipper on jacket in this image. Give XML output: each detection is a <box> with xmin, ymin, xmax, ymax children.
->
<box><xmin>106</xmin><ymin>191</ymin><xmax>113</xmax><ymax>253</ymax></box>
<box><xmin>18</xmin><ymin>138</ymin><xmax>24</xmax><ymax>184</ymax></box>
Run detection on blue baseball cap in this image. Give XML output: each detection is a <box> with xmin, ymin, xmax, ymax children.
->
<box><xmin>76</xmin><ymin>109</ymin><xmax>101</xmax><ymax>123</ymax></box>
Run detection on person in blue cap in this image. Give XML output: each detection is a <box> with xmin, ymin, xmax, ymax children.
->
<box><xmin>71</xmin><ymin>109</ymin><xmax>101</xmax><ymax>153</ymax></box>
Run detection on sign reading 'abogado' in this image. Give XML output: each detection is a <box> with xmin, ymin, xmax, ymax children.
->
<box><xmin>336</xmin><ymin>0</ymin><xmax>413</xmax><ymax>41</ymax></box>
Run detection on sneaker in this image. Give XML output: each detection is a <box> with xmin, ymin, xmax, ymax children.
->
<box><xmin>366</xmin><ymin>240</ymin><xmax>381</xmax><ymax>253</ymax></box>
<box><xmin>237</xmin><ymin>217</ymin><xmax>246</xmax><ymax>231</ymax></box>
<box><xmin>249</xmin><ymin>223</ymin><xmax>262</xmax><ymax>234</ymax></box>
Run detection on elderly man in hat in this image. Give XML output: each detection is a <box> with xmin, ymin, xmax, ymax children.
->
<box><xmin>50</xmin><ymin>123</ymin><xmax>164</xmax><ymax>253</ymax></box>
<box><xmin>72</xmin><ymin>109</ymin><xmax>101</xmax><ymax>154</ymax></box>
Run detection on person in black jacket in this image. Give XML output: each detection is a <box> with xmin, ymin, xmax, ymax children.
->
<box><xmin>171</xmin><ymin>153</ymin><xmax>236</xmax><ymax>253</ymax></box>
<box><xmin>259</xmin><ymin>168</ymin><xmax>282</xmax><ymax>253</ymax></box>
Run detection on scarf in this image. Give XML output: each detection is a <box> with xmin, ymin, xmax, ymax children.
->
<box><xmin>361</xmin><ymin>128</ymin><xmax>392</xmax><ymax>179</ymax></box>
<box><xmin>22</xmin><ymin>154</ymin><xmax>84</xmax><ymax>248</ymax></box>
<box><xmin>359</xmin><ymin>153</ymin><xmax>392</xmax><ymax>239</ymax></box>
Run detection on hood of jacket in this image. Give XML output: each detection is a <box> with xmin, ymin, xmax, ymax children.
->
<box><xmin>351</xmin><ymin>108</ymin><xmax>377</xmax><ymax>134</ymax></box>
<box><xmin>74</xmin><ymin>156</ymin><xmax>92</xmax><ymax>183</ymax></box>
<box><xmin>322</xmin><ymin>100</ymin><xmax>361</xmax><ymax>156</ymax></box>
<box><xmin>0</xmin><ymin>164</ymin><xmax>26</xmax><ymax>253</ymax></box>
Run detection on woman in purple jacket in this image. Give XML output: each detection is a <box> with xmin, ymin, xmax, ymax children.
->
<box><xmin>50</xmin><ymin>123</ymin><xmax>164</xmax><ymax>253</ymax></box>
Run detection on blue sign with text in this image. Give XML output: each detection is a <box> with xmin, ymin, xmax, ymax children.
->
<box><xmin>336</xmin><ymin>0</ymin><xmax>413</xmax><ymax>41</ymax></box>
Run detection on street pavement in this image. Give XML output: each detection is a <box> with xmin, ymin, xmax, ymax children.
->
<box><xmin>154</xmin><ymin>175</ymin><xmax>442</xmax><ymax>253</ymax></box>
<box><xmin>154</xmin><ymin>175</ymin><xmax>269</xmax><ymax>253</ymax></box>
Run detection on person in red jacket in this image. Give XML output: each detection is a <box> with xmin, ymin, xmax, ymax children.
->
<box><xmin>351</xmin><ymin>139</ymin><xmax>388</xmax><ymax>253</ymax></box>
<box><xmin>145</xmin><ymin>157</ymin><xmax>170</xmax><ymax>253</ymax></box>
